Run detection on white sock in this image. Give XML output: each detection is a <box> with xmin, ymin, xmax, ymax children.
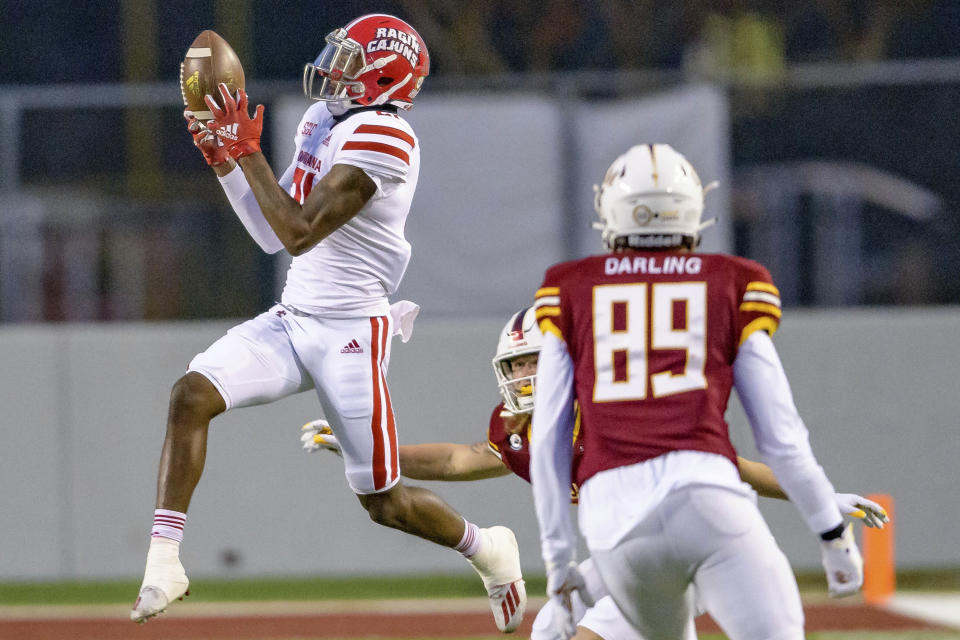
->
<box><xmin>454</xmin><ymin>519</ymin><xmax>482</xmax><ymax>558</ymax></box>
<box><xmin>151</xmin><ymin>508</ymin><xmax>186</xmax><ymax>543</ymax></box>
<box><xmin>147</xmin><ymin>534</ymin><xmax>181</xmax><ymax>555</ymax></box>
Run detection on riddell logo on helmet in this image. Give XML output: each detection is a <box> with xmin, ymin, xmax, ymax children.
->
<box><xmin>368</xmin><ymin>28</ymin><xmax>420</xmax><ymax>67</ymax></box>
<box><xmin>215</xmin><ymin>123</ymin><xmax>239</xmax><ymax>141</ymax></box>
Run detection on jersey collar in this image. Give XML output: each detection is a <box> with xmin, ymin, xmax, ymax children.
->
<box><xmin>332</xmin><ymin>104</ymin><xmax>399</xmax><ymax>125</ymax></box>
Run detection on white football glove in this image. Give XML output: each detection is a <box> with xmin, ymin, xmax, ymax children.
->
<box><xmin>545</xmin><ymin>561</ymin><xmax>594</xmax><ymax>639</ymax></box>
<box><xmin>834</xmin><ymin>493</ymin><xmax>889</xmax><ymax>528</ymax></box>
<box><xmin>820</xmin><ymin>523</ymin><xmax>863</xmax><ymax>598</ymax></box>
<box><xmin>300</xmin><ymin>419</ymin><xmax>341</xmax><ymax>456</ymax></box>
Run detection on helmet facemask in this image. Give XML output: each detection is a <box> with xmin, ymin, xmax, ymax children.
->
<box><xmin>492</xmin><ymin>308</ymin><xmax>543</xmax><ymax>415</ymax></box>
<box><xmin>303</xmin><ymin>29</ymin><xmax>366</xmax><ymax>105</ymax></box>
<box><xmin>493</xmin><ymin>352</ymin><xmax>538</xmax><ymax>414</ymax></box>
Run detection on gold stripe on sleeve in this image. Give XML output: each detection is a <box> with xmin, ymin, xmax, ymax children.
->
<box><xmin>539</xmin><ymin>317</ymin><xmax>564</xmax><ymax>341</ymax></box>
<box><xmin>739</xmin><ymin>317</ymin><xmax>780</xmax><ymax>345</ymax></box>
<box><xmin>746</xmin><ymin>281</ymin><xmax>780</xmax><ymax>296</ymax></box>
<box><xmin>739</xmin><ymin>301</ymin><xmax>782</xmax><ymax>318</ymax></box>
<box><xmin>536</xmin><ymin>286</ymin><xmax>560</xmax><ymax>298</ymax></box>
<box><xmin>535</xmin><ymin>305</ymin><xmax>561</xmax><ymax>319</ymax></box>
<box><xmin>572</xmin><ymin>404</ymin><xmax>582</xmax><ymax>443</ymax></box>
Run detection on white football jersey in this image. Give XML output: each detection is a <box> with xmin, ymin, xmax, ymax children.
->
<box><xmin>277</xmin><ymin>102</ymin><xmax>419</xmax><ymax>317</ymax></box>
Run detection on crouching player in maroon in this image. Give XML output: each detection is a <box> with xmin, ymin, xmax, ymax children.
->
<box><xmin>531</xmin><ymin>144</ymin><xmax>869</xmax><ymax>640</ymax></box>
<box><xmin>304</xmin><ymin>306</ymin><xmax>887</xmax><ymax>639</ymax></box>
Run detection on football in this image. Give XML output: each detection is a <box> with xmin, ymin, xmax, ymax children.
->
<box><xmin>179</xmin><ymin>30</ymin><xmax>245</xmax><ymax>121</ymax></box>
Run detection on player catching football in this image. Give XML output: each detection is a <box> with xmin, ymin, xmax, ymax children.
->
<box><xmin>530</xmin><ymin>144</ymin><xmax>869</xmax><ymax>639</ymax></box>
<box><xmin>301</xmin><ymin>307</ymin><xmax>888</xmax><ymax>640</ymax></box>
<box><xmin>131</xmin><ymin>15</ymin><xmax>526</xmax><ymax>632</ymax></box>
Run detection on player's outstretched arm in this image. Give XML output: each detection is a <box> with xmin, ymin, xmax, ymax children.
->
<box><xmin>204</xmin><ymin>83</ymin><xmax>375</xmax><ymax>255</ymax></box>
<box><xmin>398</xmin><ymin>442</ymin><xmax>512</xmax><ymax>481</ymax></box>
<box><xmin>301</xmin><ymin>420</ymin><xmax>509</xmax><ymax>481</ymax></box>
<box><xmin>734</xmin><ymin>330</ymin><xmax>863</xmax><ymax>597</ymax></box>
<box><xmin>737</xmin><ymin>456</ymin><xmax>889</xmax><ymax>527</ymax></box>
<box><xmin>736</xmin><ymin>456</ymin><xmax>787</xmax><ymax>499</ymax></box>
<box><xmin>243</xmin><ymin>159</ymin><xmax>375</xmax><ymax>255</ymax></box>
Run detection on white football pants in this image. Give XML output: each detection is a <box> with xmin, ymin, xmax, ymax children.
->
<box><xmin>188</xmin><ymin>304</ymin><xmax>400</xmax><ymax>494</ymax></box>
<box><xmin>588</xmin><ymin>485</ymin><xmax>804</xmax><ymax>640</ymax></box>
<box><xmin>531</xmin><ymin>556</ymin><xmax>698</xmax><ymax>640</ymax></box>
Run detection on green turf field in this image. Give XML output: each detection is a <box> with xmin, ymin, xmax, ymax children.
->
<box><xmin>0</xmin><ymin>574</ymin><xmax>535</xmax><ymax>604</ymax></box>
<box><xmin>2</xmin><ymin>567</ymin><xmax>958</xmax><ymax>605</ymax></box>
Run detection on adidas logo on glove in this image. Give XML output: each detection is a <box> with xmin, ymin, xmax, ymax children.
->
<box><xmin>215</xmin><ymin>123</ymin><xmax>239</xmax><ymax>141</ymax></box>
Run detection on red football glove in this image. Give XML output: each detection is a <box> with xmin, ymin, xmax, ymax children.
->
<box><xmin>204</xmin><ymin>83</ymin><xmax>264</xmax><ymax>160</ymax></box>
<box><xmin>184</xmin><ymin>112</ymin><xmax>230</xmax><ymax>166</ymax></box>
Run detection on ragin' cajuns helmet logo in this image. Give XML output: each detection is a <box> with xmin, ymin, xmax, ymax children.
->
<box><xmin>367</xmin><ymin>27</ymin><xmax>422</xmax><ymax>68</ymax></box>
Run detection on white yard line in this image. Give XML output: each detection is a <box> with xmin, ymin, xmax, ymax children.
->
<box><xmin>888</xmin><ymin>592</ymin><xmax>960</xmax><ymax>630</ymax></box>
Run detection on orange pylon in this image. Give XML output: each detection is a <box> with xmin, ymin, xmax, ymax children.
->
<box><xmin>862</xmin><ymin>493</ymin><xmax>895</xmax><ymax>604</ymax></box>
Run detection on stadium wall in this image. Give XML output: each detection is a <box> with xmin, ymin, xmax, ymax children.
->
<box><xmin>0</xmin><ymin>307</ymin><xmax>957</xmax><ymax>580</ymax></box>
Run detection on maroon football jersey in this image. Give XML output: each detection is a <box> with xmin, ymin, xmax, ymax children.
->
<box><xmin>487</xmin><ymin>402</ymin><xmax>585</xmax><ymax>502</ymax></box>
<box><xmin>534</xmin><ymin>251</ymin><xmax>781</xmax><ymax>487</ymax></box>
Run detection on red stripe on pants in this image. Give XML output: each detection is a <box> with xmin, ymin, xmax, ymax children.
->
<box><xmin>380</xmin><ymin>344</ymin><xmax>399</xmax><ymax>485</ymax></box>
<box><xmin>369</xmin><ymin>317</ymin><xmax>387</xmax><ymax>489</ymax></box>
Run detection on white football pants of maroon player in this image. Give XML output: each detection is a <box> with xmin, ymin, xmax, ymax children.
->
<box><xmin>581</xmin><ymin>457</ymin><xmax>804</xmax><ymax>640</ymax></box>
<box><xmin>531</xmin><ymin>556</ymin><xmax>698</xmax><ymax>640</ymax></box>
<box><xmin>188</xmin><ymin>303</ymin><xmax>403</xmax><ymax>494</ymax></box>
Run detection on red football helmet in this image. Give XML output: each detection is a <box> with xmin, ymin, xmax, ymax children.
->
<box><xmin>303</xmin><ymin>14</ymin><xmax>429</xmax><ymax>111</ymax></box>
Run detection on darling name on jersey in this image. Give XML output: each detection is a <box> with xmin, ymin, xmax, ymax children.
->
<box><xmin>369</xmin><ymin>28</ymin><xmax>420</xmax><ymax>67</ymax></box>
<box><xmin>604</xmin><ymin>255</ymin><xmax>702</xmax><ymax>276</ymax></box>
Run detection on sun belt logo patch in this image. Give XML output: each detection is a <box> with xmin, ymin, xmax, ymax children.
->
<box><xmin>509</xmin><ymin>433</ymin><xmax>523</xmax><ymax>450</ymax></box>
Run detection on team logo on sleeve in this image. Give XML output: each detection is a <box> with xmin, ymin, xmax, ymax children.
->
<box><xmin>509</xmin><ymin>433</ymin><xmax>523</xmax><ymax>450</ymax></box>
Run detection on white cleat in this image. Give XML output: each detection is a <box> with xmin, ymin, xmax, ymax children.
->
<box><xmin>130</xmin><ymin>537</ymin><xmax>190</xmax><ymax>623</ymax></box>
<box><xmin>467</xmin><ymin>526</ymin><xmax>527</xmax><ymax>633</ymax></box>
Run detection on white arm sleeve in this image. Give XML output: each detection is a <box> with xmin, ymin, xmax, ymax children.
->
<box><xmin>734</xmin><ymin>331</ymin><xmax>843</xmax><ymax>535</ymax></box>
<box><xmin>218</xmin><ymin>165</ymin><xmax>285</xmax><ymax>254</ymax></box>
<box><xmin>530</xmin><ymin>331</ymin><xmax>578</xmax><ymax>571</ymax></box>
